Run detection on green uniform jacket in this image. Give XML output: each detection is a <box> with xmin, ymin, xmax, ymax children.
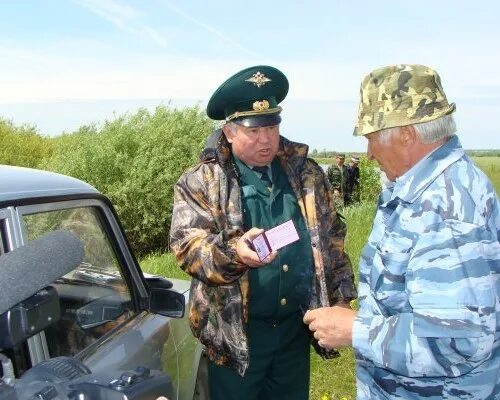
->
<box><xmin>170</xmin><ymin>131</ymin><xmax>357</xmax><ymax>376</ymax></box>
<box><xmin>326</xmin><ymin>163</ymin><xmax>348</xmax><ymax>194</ymax></box>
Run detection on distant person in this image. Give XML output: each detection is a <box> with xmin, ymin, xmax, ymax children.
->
<box><xmin>170</xmin><ymin>65</ymin><xmax>357</xmax><ymax>400</ymax></box>
<box><xmin>304</xmin><ymin>64</ymin><xmax>500</xmax><ymax>399</ymax></box>
<box><xmin>326</xmin><ymin>153</ymin><xmax>348</xmax><ymax>207</ymax></box>
<box><xmin>346</xmin><ymin>156</ymin><xmax>360</xmax><ymax>204</ymax></box>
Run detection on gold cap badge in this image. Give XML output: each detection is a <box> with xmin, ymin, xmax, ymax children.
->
<box><xmin>252</xmin><ymin>100</ymin><xmax>270</xmax><ymax>111</ymax></box>
<box><xmin>245</xmin><ymin>71</ymin><xmax>271</xmax><ymax>88</ymax></box>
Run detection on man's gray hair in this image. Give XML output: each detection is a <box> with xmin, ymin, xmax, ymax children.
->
<box><xmin>378</xmin><ymin>114</ymin><xmax>456</xmax><ymax>144</ymax></box>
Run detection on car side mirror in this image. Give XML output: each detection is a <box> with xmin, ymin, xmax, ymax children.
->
<box><xmin>76</xmin><ymin>298</ymin><xmax>125</xmax><ymax>330</ymax></box>
<box><xmin>149</xmin><ymin>288</ymin><xmax>185</xmax><ymax>318</ymax></box>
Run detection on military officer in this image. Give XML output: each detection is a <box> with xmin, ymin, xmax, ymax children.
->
<box><xmin>170</xmin><ymin>65</ymin><xmax>356</xmax><ymax>400</ymax></box>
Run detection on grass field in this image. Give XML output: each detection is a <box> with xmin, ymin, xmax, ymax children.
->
<box><xmin>473</xmin><ymin>156</ymin><xmax>500</xmax><ymax>193</ymax></box>
<box><xmin>140</xmin><ymin>156</ymin><xmax>498</xmax><ymax>399</ymax></box>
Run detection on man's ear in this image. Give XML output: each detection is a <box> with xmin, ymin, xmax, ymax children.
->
<box><xmin>222</xmin><ymin>124</ymin><xmax>234</xmax><ymax>143</ymax></box>
<box><xmin>400</xmin><ymin>125</ymin><xmax>417</xmax><ymax>146</ymax></box>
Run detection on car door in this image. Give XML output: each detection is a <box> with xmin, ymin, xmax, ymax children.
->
<box><xmin>6</xmin><ymin>197</ymin><xmax>200</xmax><ymax>399</ymax></box>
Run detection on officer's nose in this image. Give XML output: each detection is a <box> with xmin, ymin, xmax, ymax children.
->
<box><xmin>257</xmin><ymin>127</ymin><xmax>272</xmax><ymax>143</ymax></box>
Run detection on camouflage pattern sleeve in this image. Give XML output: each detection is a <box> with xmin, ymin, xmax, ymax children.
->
<box><xmin>170</xmin><ymin>164</ymin><xmax>247</xmax><ymax>285</ymax></box>
<box><xmin>353</xmin><ymin>137</ymin><xmax>499</xmax><ymax>399</ymax></box>
<box><xmin>354</xmin><ymin>217</ymin><xmax>499</xmax><ymax>378</ymax></box>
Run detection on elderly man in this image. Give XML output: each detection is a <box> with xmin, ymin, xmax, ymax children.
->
<box><xmin>304</xmin><ymin>64</ymin><xmax>499</xmax><ymax>399</ymax></box>
<box><xmin>170</xmin><ymin>65</ymin><xmax>356</xmax><ymax>400</ymax></box>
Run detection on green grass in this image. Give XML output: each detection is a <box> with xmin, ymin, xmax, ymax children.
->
<box><xmin>472</xmin><ymin>156</ymin><xmax>500</xmax><ymax>194</ymax></box>
<box><xmin>140</xmin><ymin>252</ymin><xmax>188</xmax><ymax>279</ymax></box>
<box><xmin>308</xmin><ymin>202</ymin><xmax>376</xmax><ymax>400</ymax></box>
<box><xmin>314</xmin><ymin>157</ymin><xmax>333</xmax><ymax>165</ymax></box>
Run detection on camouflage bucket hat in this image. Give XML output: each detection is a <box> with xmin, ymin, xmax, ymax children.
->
<box><xmin>353</xmin><ymin>64</ymin><xmax>456</xmax><ymax>136</ymax></box>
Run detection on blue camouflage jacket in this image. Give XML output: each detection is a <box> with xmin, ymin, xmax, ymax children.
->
<box><xmin>353</xmin><ymin>136</ymin><xmax>499</xmax><ymax>399</ymax></box>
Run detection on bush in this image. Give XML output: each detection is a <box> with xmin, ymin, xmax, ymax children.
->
<box><xmin>358</xmin><ymin>157</ymin><xmax>381</xmax><ymax>203</ymax></box>
<box><xmin>0</xmin><ymin>118</ymin><xmax>53</xmax><ymax>168</ymax></box>
<box><xmin>42</xmin><ymin>105</ymin><xmax>214</xmax><ymax>255</ymax></box>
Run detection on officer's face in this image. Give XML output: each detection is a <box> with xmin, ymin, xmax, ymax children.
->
<box><xmin>223</xmin><ymin>124</ymin><xmax>280</xmax><ymax>166</ymax></box>
<box><xmin>366</xmin><ymin>128</ymin><xmax>410</xmax><ymax>181</ymax></box>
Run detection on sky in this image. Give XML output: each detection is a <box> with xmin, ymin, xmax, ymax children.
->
<box><xmin>1</xmin><ymin>0</ymin><xmax>500</xmax><ymax>152</ymax></box>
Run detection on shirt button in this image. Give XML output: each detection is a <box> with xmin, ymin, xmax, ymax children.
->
<box><xmin>280</xmin><ymin>298</ymin><xmax>287</xmax><ymax>306</ymax></box>
<box><xmin>282</xmin><ymin>264</ymin><xmax>289</xmax><ymax>272</ymax></box>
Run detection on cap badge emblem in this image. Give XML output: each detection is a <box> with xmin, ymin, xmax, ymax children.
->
<box><xmin>245</xmin><ymin>71</ymin><xmax>271</xmax><ymax>88</ymax></box>
<box><xmin>252</xmin><ymin>100</ymin><xmax>270</xmax><ymax>111</ymax></box>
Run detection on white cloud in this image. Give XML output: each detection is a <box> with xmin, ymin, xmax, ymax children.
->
<box><xmin>0</xmin><ymin>46</ymin><xmax>247</xmax><ymax>103</ymax></box>
<box><xmin>74</xmin><ymin>0</ymin><xmax>167</xmax><ymax>47</ymax></box>
<box><xmin>162</xmin><ymin>1</ymin><xmax>260</xmax><ymax>57</ymax></box>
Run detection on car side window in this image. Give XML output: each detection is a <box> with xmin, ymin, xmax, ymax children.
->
<box><xmin>22</xmin><ymin>206</ymin><xmax>136</xmax><ymax>357</ymax></box>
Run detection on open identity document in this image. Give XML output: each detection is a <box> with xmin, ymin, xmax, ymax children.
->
<box><xmin>251</xmin><ymin>219</ymin><xmax>300</xmax><ymax>261</ymax></box>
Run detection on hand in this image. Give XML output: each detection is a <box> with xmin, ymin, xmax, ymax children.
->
<box><xmin>236</xmin><ymin>227</ymin><xmax>277</xmax><ymax>268</ymax></box>
<box><xmin>303</xmin><ymin>305</ymin><xmax>356</xmax><ymax>349</ymax></box>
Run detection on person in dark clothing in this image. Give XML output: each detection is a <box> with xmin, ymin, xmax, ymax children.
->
<box><xmin>346</xmin><ymin>156</ymin><xmax>360</xmax><ymax>204</ymax></box>
<box><xmin>326</xmin><ymin>154</ymin><xmax>348</xmax><ymax>207</ymax></box>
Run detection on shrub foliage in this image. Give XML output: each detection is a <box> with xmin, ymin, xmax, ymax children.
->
<box><xmin>0</xmin><ymin>118</ymin><xmax>53</xmax><ymax>168</ymax></box>
<box><xmin>41</xmin><ymin>105</ymin><xmax>213</xmax><ymax>255</ymax></box>
<box><xmin>358</xmin><ymin>157</ymin><xmax>381</xmax><ymax>202</ymax></box>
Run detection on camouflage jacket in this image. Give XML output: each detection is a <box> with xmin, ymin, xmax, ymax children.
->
<box><xmin>170</xmin><ymin>131</ymin><xmax>357</xmax><ymax>376</ymax></box>
<box><xmin>353</xmin><ymin>136</ymin><xmax>500</xmax><ymax>399</ymax></box>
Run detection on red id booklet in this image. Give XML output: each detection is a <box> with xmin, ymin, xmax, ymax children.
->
<box><xmin>251</xmin><ymin>219</ymin><xmax>300</xmax><ymax>261</ymax></box>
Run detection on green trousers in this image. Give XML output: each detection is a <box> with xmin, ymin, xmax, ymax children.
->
<box><xmin>208</xmin><ymin>313</ymin><xmax>310</xmax><ymax>400</ymax></box>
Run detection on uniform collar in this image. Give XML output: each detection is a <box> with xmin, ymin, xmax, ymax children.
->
<box><xmin>390</xmin><ymin>135</ymin><xmax>464</xmax><ymax>204</ymax></box>
<box><xmin>234</xmin><ymin>157</ymin><xmax>272</xmax><ymax>182</ymax></box>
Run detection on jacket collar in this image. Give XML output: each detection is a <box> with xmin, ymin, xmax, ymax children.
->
<box><xmin>390</xmin><ymin>135</ymin><xmax>464</xmax><ymax>204</ymax></box>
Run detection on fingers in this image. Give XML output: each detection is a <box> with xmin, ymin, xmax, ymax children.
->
<box><xmin>303</xmin><ymin>309</ymin><xmax>324</xmax><ymax>332</ymax></box>
<box><xmin>236</xmin><ymin>238</ymin><xmax>263</xmax><ymax>267</ymax></box>
<box><xmin>236</xmin><ymin>228</ymin><xmax>270</xmax><ymax>268</ymax></box>
<box><xmin>245</xmin><ymin>227</ymin><xmax>265</xmax><ymax>240</ymax></box>
<box><xmin>263</xmin><ymin>250</ymin><xmax>277</xmax><ymax>263</ymax></box>
<box><xmin>304</xmin><ymin>306</ymin><xmax>356</xmax><ymax>349</ymax></box>
<box><xmin>317</xmin><ymin>338</ymin><xmax>328</xmax><ymax>349</ymax></box>
<box><xmin>303</xmin><ymin>309</ymin><xmax>313</xmax><ymax>324</ymax></box>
